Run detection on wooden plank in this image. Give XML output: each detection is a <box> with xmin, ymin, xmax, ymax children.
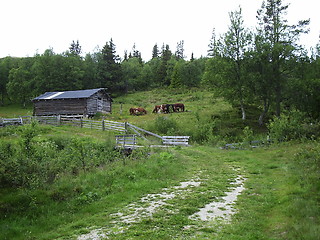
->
<box><xmin>127</xmin><ymin>123</ymin><xmax>162</xmax><ymax>139</ymax></box>
<box><xmin>163</xmin><ymin>140</ymin><xmax>189</xmax><ymax>142</ymax></box>
<box><xmin>162</xmin><ymin>136</ymin><xmax>190</xmax><ymax>146</ymax></box>
<box><xmin>163</xmin><ymin>140</ymin><xmax>189</xmax><ymax>143</ymax></box>
<box><xmin>129</xmin><ymin>126</ymin><xmax>149</xmax><ymax>141</ymax></box>
<box><xmin>162</xmin><ymin>136</ymin><xmax>190</xmax><ymax>139</ymax></box>
<box><xmin>116</xmin><ymin>135</ymin><xmax>137</xmax><ymax>147</ymax></box>
<box><xmin>1</xmin><ymin>117</ymin><xmax>23</xmax><ymax>126</ymax></box>
<box><xmin>163</xmin><ymin>142</ymin><xmax>189</xmax><ymax>146</ymax></box>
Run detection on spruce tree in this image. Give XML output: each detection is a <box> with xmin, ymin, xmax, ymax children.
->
<box><xmin>175</xmin><ymin>40</ymin><xmax>185</xmax><ymax>60</ymax></box>
<box><xmin>98</xmin><ymin>38</ymin><xmax>123</xmax><ymax>92</ymax></box>
<box><xmin>152</xmin><ymin>44</ymin><xmax>159</xmax><ymax>59</ymax></box>
<box><xmin>256</xmin><ymin>0</ymin><xmax>310</xmax><ymax>117</ymax></box>
<box><xmin>69</xmin><ymin>40</ymin><xmax>82</xmax><ymax>56</ymax></box>
<box><xmin>156</xmin><ymin>44</ymin><xmax>172</xmax><ymax>86</ymax></box>
<box><xmin>207</xmin><ymin>28</ymin><xmax>221</xmax><ymax>57</ymax></box>
<box><xmin>131</xmin><ymin>43</ymin><xmax>143</xmax><ymax>64</ymax></box>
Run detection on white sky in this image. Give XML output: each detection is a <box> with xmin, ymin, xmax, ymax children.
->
<box><xmin>0</xmin><ymin>0</ymin><xmax>319</xmax><ymax>61</ymax></box>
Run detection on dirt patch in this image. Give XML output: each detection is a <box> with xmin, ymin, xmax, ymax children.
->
<box><xmin>77</xmin><ymin>172</ymin><xmax>246</xmax><ymax>239</ymax></box>
<box><xmin>189</xmin><ymin>175</ymin><xmax>246</xmax><ymax>222</ymax></box>
<box><xmin>77</xmin><ymin>177</ymin><xmax>202</xmax><ymax>240</ymax></box>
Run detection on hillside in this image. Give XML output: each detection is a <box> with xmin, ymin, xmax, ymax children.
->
<box><xmin>0</xmin><ymin>88</ymin><xmax>268</xmax><ymax>145</ymax></box>
<box><xmin>0</xmin><ymin>89</ymin><xmax>319</xmax><ymax>239</ymax></box>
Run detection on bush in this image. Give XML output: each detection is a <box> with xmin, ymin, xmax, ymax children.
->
<box><xmin>241</xmin><ymin>126</ymin><xmax>254</xmax><ymax>147</ymax></box>
<box><xmin>267</xmin><ymin>110</ymin><xmax>319</xmax><ymax>142</ymax></box>
<box><xmin>153</xmin><ymin>116</ymin><xmax>179</xmax><ymax>135</ymax></box>
<box><xmin>0</xmin><ymin>124</ymin><xmax>121</xmax><ymax>189</ymax></box>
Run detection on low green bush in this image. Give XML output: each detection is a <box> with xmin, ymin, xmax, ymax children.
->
<box><xmin>153</xmin><ymin>116</ymin><xmax>179</xmax><ymax>135</ymax></box>
<box><xmin>0</xmin><ymin>124</ymin><xmax>121</xmax><ymax>189</ymax></box>
<box><xmin>267</xmin><ymin>110</ymin><xmax>320</xmax><ymax>142</ymax></box>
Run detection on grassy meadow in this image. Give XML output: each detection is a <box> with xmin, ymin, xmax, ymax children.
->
<box><xmin>0</xmin><ymin>88</ymin><xmax>319</xmax><ymax>239</ymax></box>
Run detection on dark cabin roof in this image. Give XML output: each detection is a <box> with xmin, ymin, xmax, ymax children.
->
<box><xmin>33</xmin><ymin>88</ymin><xmax>111</xmax><ymax>101</ymax></box>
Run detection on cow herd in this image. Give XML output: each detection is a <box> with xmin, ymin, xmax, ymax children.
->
<box><xmin>129</xmin><ymin>103</ymin><xmax>185</xmax><ymax>116</ymax></box>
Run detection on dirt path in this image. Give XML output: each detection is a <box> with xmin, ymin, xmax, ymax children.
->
<box><xmin>77</xmin><ymin>170</ymin><xmax>246</xmax><ymax>240</ymax></box>
<box><xmin>189</xmin><ymin>175</ymin><xmax>246</xmax><ymax>222</ymax></box>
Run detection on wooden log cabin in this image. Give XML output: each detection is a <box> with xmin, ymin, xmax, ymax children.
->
<box><xmin>32</xmin><ymin>88</ymin><xmax>112</xmax><ymax>117</ymax></box>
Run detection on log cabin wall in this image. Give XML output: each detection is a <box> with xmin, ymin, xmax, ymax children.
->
<box><xmin>33</xmin><ymin>88</ymin><xmax>112</xmax><ymax>116</ymax></box>
<box><xmin>33</xmin><ymin>99</ymin><xmax>87</xmax><ymax>116</ymax></box>
<box><xmin>86</xmin><ymin>92</ymin><xmax>112</xmax><ymax>115</ymax></box>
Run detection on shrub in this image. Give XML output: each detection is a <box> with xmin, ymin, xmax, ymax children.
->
<box><xmin>242</xmin><ymin>126</ymin><xmax>254</xmax><ymax>147</ymax></box>
<box><xmin>190</xmin><ymin>122</ymin><xmax>215</xmax><ymax>144</ymax></box>
<box><xmin>153</xmin><ymin>116</ymin><xmax>179</xmax><ymax>135</ymax></box>
<box><xmin>267</xmin><ymin>110</ymin><xmax>319</xmax><ymax>142</ymax></box>
<box><xmin>0</xmin><ymin>126</ymin><xmax>121</xmax><ymax>189</ymax></box>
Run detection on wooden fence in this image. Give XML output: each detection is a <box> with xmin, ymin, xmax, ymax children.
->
<box><xmin>19</xmin><ymin>115</ymin><xmax>126</xmax><ymax>133</ymax></box>
<box><xmin>162</xmin><ymin>136</ymin><xmax>190</xmax><ymax>146</ymax></box>
<box><xmin>3</xmin><ymin>116</ymin><xmax>190</xmax><ymax>146</ymax></box>
<box><xmin>0</xmin><ymin>117</ymin><xmax>23</xmax><ymax>127</ymax></box>
<box><xmin>115</xmin><ymin>134</ymin><xmax>138</xmax><ymax>149</ymax></box>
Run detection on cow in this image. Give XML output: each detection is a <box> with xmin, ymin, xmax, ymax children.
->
<box><xmin>173</xmin><ymin>103</ymin><xmax>185</xmax><ymax>112</ymax></box>
<box><xmin>160</xmin><ymin>104</ymin><xmax>174</xmax><ymax>114</ymax></box>
<box><xmin>129</xmin><ymin>107</ymin><xmax>147</xmax><ymax>115</ymax></box>
<box><xmin>152</xmin><ymin>105</ymin><xmax>161</xmax><ymax>113</ymax></box>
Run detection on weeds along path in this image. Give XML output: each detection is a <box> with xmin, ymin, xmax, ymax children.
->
<box><xmin>77</xmin><ymin>147</ymin><xmax>246</xmax><ymax>240</ymax></box>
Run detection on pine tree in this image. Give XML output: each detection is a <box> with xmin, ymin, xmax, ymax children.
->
<box><xmin>175</xmin><ymin>40</ymin><xmax>185</xmax><ymax>60</ymax></box>
<box><xmin>207</xmin><ymin>28</ymin><xmax>220</xmax><ymax>57</ymax></box>
<box><xmin>190</xmin><ymin>53</ymin><xmax>195</xmax><ymax>62</ymax></box>
<box><xmin>152</xmin><ymin>44</ymin><xmax>159</xmax><ymax>59</ymax></box>
<box><xmin>98</xmin><ymin>38</ymin><xmax>123</xmax><ymax>92</ymax></box>
<box><xmin>69</xmin><ymin>40</ymin><xmax>82</xmax><ymax>56</ymax></box>
<box><xmin>131</xmin><ymin>43</ymin><xmax>143</xmax><ymax>64</ymax></box>
<box><xmin>123</xmin><ymin>50</ymin><xmax>128</xmax><ymax>61</ymax></box>
<box><xmin>156</xmin><ymin>44</ymin><xmax>172</xmax><ymax>85</ymax></box>
<box><xmin>170</xmin><ymin>61</ymin><xmax>183</xmax><ymax>88</ymax></box>
<box><xmin>256</xmin><ymin>0</ymin><xmax>310</xmax><ymax>117</ymax></box>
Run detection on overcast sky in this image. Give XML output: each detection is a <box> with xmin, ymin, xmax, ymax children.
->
<box><xmin>1</xmin><ymin>0</ymin><xmax>319</xmax><ymax>61</ymax></box>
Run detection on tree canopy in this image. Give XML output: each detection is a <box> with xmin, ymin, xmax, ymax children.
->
<box><xmin>0</xmin><ymin>1</ymin><xmax>319</xmax><ymax>125</ymax></box>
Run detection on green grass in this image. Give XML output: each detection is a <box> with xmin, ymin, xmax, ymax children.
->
<box><xmin>109</xmin><ymin>88</ymin><xmax>268</xmax><ymax>145</ymax></box>
<box><xmin>1</xmin><ymin>138</ymin><xmax>319</xmax><ymax>239</ymax></box>
<box><xmin>0</xmin><ymin>88</ymin><xmax>267</xmax><ymax>144</ymax></box>
<box><xmin>0</xmin><ymin>88</ymin><xmax>319</xmax><ymax>239</ymax></box>
<box><xmin>0</xmin><ymin>103</ymin><xmax>33</xmax><ymax>117</ymax></box>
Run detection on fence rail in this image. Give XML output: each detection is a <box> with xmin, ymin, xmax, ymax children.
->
<box><xmin>162</xmin><ymin>136</ymin><xmax>190</xmax><ymax>146</ymax></box>
<box><xmin>0</xmin><ymin>117</ymin><xmax>23</xmax><ymax>127</ymax></box>
<box><xmin>115</xmin><ymin>134</ymin><xmax>138</xmax><ymax>149</ymax></box>
<box><xmin>3</xmin><ymin>116</ymin><xmax>190</xmax><ymax>146</ymax></box>
<box><xmin>17</xmin><ymin>115</ymin><xmax>126</xmax><ymax>133</ymax></box>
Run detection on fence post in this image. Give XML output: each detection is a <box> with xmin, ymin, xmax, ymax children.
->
<box><xmin>80</xmin><ymin>118</ymin><xmax>83</xmax><ymax>128</ymax></box>
<box><xmin>102</xmin><ymin>119</ymin><xmax>105</xmax><ymax>131</ymax></box>
<box><xmin>57</xmin><ymin>115</ymin><xmax>61</xmax><ymax>125</ymax></box>
<box><xmin>120</xmin><ymin>102</ymin><xmax>123</xmax><ymax>114</ymax></box>
<box><xmin>125</xmin><ymin>122</ymin><xmax>128</xmax><ymax>132</ymax></box>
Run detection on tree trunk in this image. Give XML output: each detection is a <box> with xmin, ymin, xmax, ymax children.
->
<box><xmin>259</xmin><ymin>99</ymin><xmax>269</xmax><ymax>126</ymax></box>
<box><xmin>275</xmin><ymin>88</ymin><xmax>281</xmax><ymax>117</ymax></box>
<box><xmin>239</xmin><ymin>84</ymin><xmax>246</xmax><ymax>120</ymax></box>
<box><xmin>240</xmin><ymin>101</ymin><xmax>246</xmax><ymax>120</ymax></box>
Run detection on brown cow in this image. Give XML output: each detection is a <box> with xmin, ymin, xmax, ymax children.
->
<box><xmin>173</xmin><ymin>103</ymin><xmax>185</xmax><ymax>112</ymax></box>
<box><xmin>129</xmin><ymin>107</ymin><xmax>147</xmax><ymax>115</ymax></box>
<box><xmin>152</xmin><ymin>105</ymin><xmax>161</xmax><ymax>113</ymax></box>
<box><xmin>161</xmin><ymin>104</ymin><xmax>174</xmax><ymax>113</ymax></box>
